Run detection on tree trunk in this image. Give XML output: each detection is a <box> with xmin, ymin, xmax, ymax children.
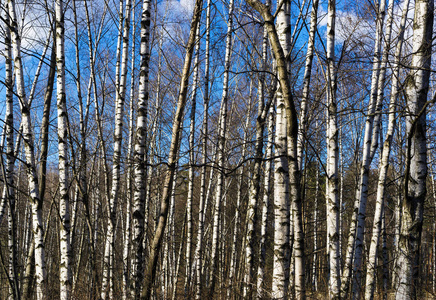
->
<box><xmin>272</xmin><ymin>2</ymin><xmax>291</xmax><ymax>297</ymax></box>
<box><xmin>184</xmin><ymin>23</ymin><xmax>201</xmax><ymax>298</ymax></box>
<box><xmin>140</xmin><ymin>0</ymin><xmax>203</xmax><ymax>296</ymax></box>
<box><xmin>396</xmin><ymin>0</ymin><xmax>433</xmax><ymax>297</ymax></box>
<box><xmin>131</xmin><ymin>0</ymin><xmax>151</xmax><ymax>296</ymax></box>
<box><xmin>3</xmin><ymin>8</ymin><xmax>19</xmax><ymax>298</ymax></box>
<box><xmin>8</xmin><ymin>1</ymin><xmax>47</xmax><ymax>298</ymax></box>
<box><xmin>325</xmin><ymin>0</ymin><xmax>341</xmax><ymax>298</ymax></box>
<box><xmin>341</xmin><ymin>1</ymin><xmax>386</xmax><ymax>297</ymax></box>
<box><xmin>297</xmin><ymin>0</ymin><xmax>319</xmax><ymax>169</ymax></box>
<box><xmin>257</xmin><ymin>97</ymin><xmax>275</xmax><ymax>299</ymax></box>
<box><xmin>364</xmin><ymin>0</ymin><xmax>408</xmax><ymax>297</ymax></box>
<box><xmin>55</xmin><ymin>1</ymin><xmax>73</xmax><ymax>298</ymax></box>
<box><xmin>194</xmin><ymin>0</ymin><xmax>211</xmax><ymax>296</ymax></box>
<box><xmin>209</xmin><ymin>0</ymin><xmax>233</xmax><ymax>296</ymax></box>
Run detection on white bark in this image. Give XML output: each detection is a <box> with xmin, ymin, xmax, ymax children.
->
<box><xmin>312</xmin><ymin>137</ymin><xmax>319</xmax><ymax>292</ymax></box>
<box><xmin>234</xmin><ymin>87</ymin><xmax>252</xmax><ymax>298</ymax></box>
<box><xmin>325</xmin><ymin>0</ymin><xmax>341</xmax><ymax>298</ymax></box>
<box><xmin>55</xmin><ymin>1</ymin><xmax>72</xmax><ymax>298</ymax></box>
<box><xmin>131</xmin><ymin>0</ymin><xmax>151</xmax><ymax>296</ymax></box>
<box><xmin>341</xmin><ymin>1</ymin><xmax>386</xmax><ymax>297</ymax></box>
<box><xmin>101</xmin><ymin>0</ymin><xmax>132</xmax><ymax>298</ymax></box>
<box><xmin>184</xmin><ymin>23</ymin><xmax>201</xmax><ymax>298</ymax></box>
<box><xmin>194</xmin><ymin>0</ymin><xmax>211</xmax><ymax>297</ymax></box>
<box><xmin>297</xmin><ymin>0</ymin><xmax>319</xmax><ymax>169</ymax></box>
<box><xmin>140</xmin><ymin>0</ymin><xmax>203</xmax><ymax>296</ymax></box>
<box><xmin>396</xmin><ymin>0</ymin><xmax>433</xmax><ymax>297</ymax></box>
<box><xmin>209</xmin><ymin>0</ymin><xmax>233</xmax><ymax>296</ymax></box>
<box><xmin>271</xmin><ymin>3</ymin><xmax>291</xmax><ymax>297</ymax></box>
<box><xmin>364</xmin><ymin>0</ymin><xmax>408</xmax><ymax>297</ymax></box>
<box><xmin>123</xmin><ymin>4</ymin><xmax>137</xmax><ymax>298</ymax></box>
<box><xmin>257</xmin><ymin>98</ymin><xmax>274</xmax><ymax>299</ymax></box>
<box><xmin>8</xmin><ymin>1</ymin><xmax>47</xmax><ymax>298</ymax></box>
<box><xmin>3</xmin><ymin>8</ymin><xmax>19</xmax><ymax>298</ymax></box>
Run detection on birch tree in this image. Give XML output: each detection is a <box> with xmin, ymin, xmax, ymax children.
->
<box><xmin>7</xmin><ymin>1</ymin><xmax>47</xmax><ymax>298</ymax></box>
<box><xmin>55</xmin><ymin>1</ymin><xmax>73</xmax><ymax>298</ymax></box>
<box><xmin>244</xmin><ymin>0</ymin><xmax>306</xmax><ymax>298</ymax></box>
<box><xmin>140</xmin><ymin>0</ymin><xmax>203</xmax><ymax>296</ymax></box>
<box><xmin>364</xmin><ymin>0</ymin><xmax>409</xmax><ymax>297</ymax></box>
<box><xmin>3</xmin><ymin>6</ymin><xmax>19</xmax><ymax>298</ymax></box>
<box><xmin>396</xmin><ymin>0</ymin><xmax>433</xmax><ymax>297</ymax></box>
<box><xmin>325</xmin><ymin>0</ymin><xmax>341</xmax><ymax>297</ymax></box>
<box><xmin>184</xmin><ymin>23</ymin><xmax>201</xmax><ymax>298</ymax></box>
<box><xmin>101</xmin><ymin>0</ymin><xmax>132</xmax><ymax>298</ymax></box>
<box><xmin>341</xmin><ymin>1</ymin><xmax>387</xmax><ymax>297</ymax></box>
<box><xmin>131</xmin><ymin>0</ymin><xmax>151</xmax><ymax>296</ymax></box>
<box><xmin>194</xmin><ymin>0</ymin><xmax>211</xmax><ymax>296</ymax></box>
<box><xmin>209</xmin><ymin>0</ymin><xmax>234</xmax><ymax>296</ymax></box>
<box><xmin>351</xmin><ymin>1</ymin><xmax>390</xmax><ymax>297</ymax></box>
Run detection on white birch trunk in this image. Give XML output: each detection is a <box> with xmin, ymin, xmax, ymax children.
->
<box><xmin>184</xmin><ymin>23</ymin><xmax>201</xmax><ymax>298</ymax></box>
<box><xmin>396</xmin><ymin>0</ymin><xmax>433</xmax><ymax>297</ymax></box>
<box><xmin>313</xmin><ymin>140</ymin><xmax>319</xmax><ymax>292</ymax></box>
<box><xmin>55</xmin><ymin>1</ymin><xmax>72</xmax><ymax>298</ymax></box>
<box><xmin>194</xmin><ymin>0</ymin><xmax>211</xmax><ymax>296</ymax></box>
<box><xmin>364</xmin><ymin>0</ymin><xmax>408</xmax><ymax>297</ymax></box>
<box><xmin>101</xmin><ymin>1</ymin><xmax>132</xmax><ymax>298</ymax></box>
<box><xmin>244</xmin><ymin>1</ymin><xmax>307</xmax><ymax>298</ymax></box>
<box><xmin>325</xmin><ymin>0</ymin><xmax>341</xmax><ymax>298</ymax></box>
<box><xmin>8</xmin><ymin>1</ymin><xmax>47</xmax><ymax>298</ymax></box>
<box><xmin>232</xmin><ymin>88</ymin><xmax>252</xmax><ymax>298</ymax></box>
<box><xmin>341</xmin><ymin>1</ymin><xmax>386</xmax><ymax>297</ymax></box>
<box><xmin>297</xmin><ymin>0</ymin><xmax>319</xmax><ymax>169</ymax></box>
<box><xmin>255</xmin><ymin>15</ymin><xmax>273</xmax><ymax>297</ymax></box>
<box><xmin>141</xmin><ymin>0</ymin><xmax>203</xmax><ymax>296</ymax></box>
<box><xmin>381</xmin><ymin>205</ymin><xmax>389</xmax><ymax>299</ymax></box>
<box><xmin>271</xmin><ymin>3</ymin><xmax>291</xmax><ymax>297</ymax></box>
<box><xmin>131</xmin><ymin>0</ymin><xmax>151</xmax><ymax>296</ymax></box>
<box><xmin>257</xmin><ymin>98</ymin><xmax>275</xmax><ymax>299</ymax></box>
<box><xmin>209</xmin><ymin>0</ymin><xmax>233</xmax><ymax>296</ymax></box>
<box><xmin>3</xmin><ymin>9</ymin><xmax>19</xmax><ymax>298</ymax></box>
<box><xmin>122</xmin><ymin>5</ymin><xmax>136</xmax><ymax>298</ymax></box>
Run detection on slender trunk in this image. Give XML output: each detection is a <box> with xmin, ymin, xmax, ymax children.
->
<box><xmin>209</xmin><ymin>0</ymin><xmax>233</xmax><ymax>296</ymax></box>
<box><xmin>194</xmin><ymin>0</ymin><xmax>211</xmax><ymax>297</ymax></box>
<box><xmin>122</xmin><ymin>4</ymin><xmax>136</xmax><ymax>299</ymax></box>
<box><xmin>364</xmin><ymin>0</ymin><xmax>407</xmax><ymax>297</ymax></box>
<box><xmin>381</xmin><ymin>206</ymin><xmax>388</xmax><ymax>300</ymax></box>
<box><xmin>244</xmin><ymin>1</ymin><xmax>306</xmax><ymax>298</ymax></box>
<box><xmin>232</xmin><ymin>88</ymin><xmax>252</xmax><ymax>298</ymax></box>
<box><xmin>245</xmin><ymin>17</ymin><xmax>275</xmax><ymax>296</ymax></box>
<box><xmin>312</xmin><ymin>132</ymin><xmax>319</xmax><ymax>292</ymax></box>
<box><xmin>257</xmin><ymin>98</ymin><xmax>275</xmax><ymax>299</ymax></box>
<box><xmin>352</xmin><ymin>1</ymin><xmax>391</xmax><ymax>297</ymax></box>
<box><xmin>184</xmin><ymin>23</ymin><xmax>201</xmax><ymax>298</ymax></box>
<box><xmin>131</xmin><ymin>0</ymin><xmax>151</xmax><ymax>296</ymax></box>
<box><xmin>297</xmin><ymin>0</ymin><xmax>319</xmax><ymax>168</ymax></box>
<box><xmin>71</xmin><ymin>1</ymin><xmax>90</xmax><ymax>294</ymax></box>
<box><xmin>102</xmin><ymin>1</ymin><xmax>132</xmax><ymax>298</ymax></box>
<box><xmin>140</xmin><ymin>0</ymin><xmax>203</xmax><ymax>296</ymax></box>
<box><xmin>170</xmin><ymin>175</ymin><xmax>181</xmax><ymax>300</ymax></box>
<box><xmin>56</xmin><ymin>1</ymin><xmax>72</xmax><ymax>298</ymax></box>
<box><xmin>8</xmin><ymin>1</ymin><xmax>47</xmax><ymax>298</ymax></box>
<box><xmin>341</xmin><ymin>0</ymin><xmax>386</xmax><ymax>297</ymax></box>
<box><xmin>3</xmin><ymin>9</ymin><xmax>19</xmax><ymax>298</ymax></box>
<box><xmin>325</xmin><ymin>0</ymin><xmax>341</xmax><ymax>298</ymax></box>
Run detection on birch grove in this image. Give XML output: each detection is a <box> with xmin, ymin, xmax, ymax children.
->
<box><xmin>1</xmin><ymin>0</ymin><xmax>436</xmax><ymax>299</ymax></box>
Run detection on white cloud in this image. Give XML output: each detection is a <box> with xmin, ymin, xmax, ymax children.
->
<box><xmin>317</xmin><ymin>5</ymin><xmax>374</xmax><ymax>44</ymax></box>
<box><xmin>317</xmin><ymin>5</ymin><xmax>328</xmax><ymax>27</ymax></box>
